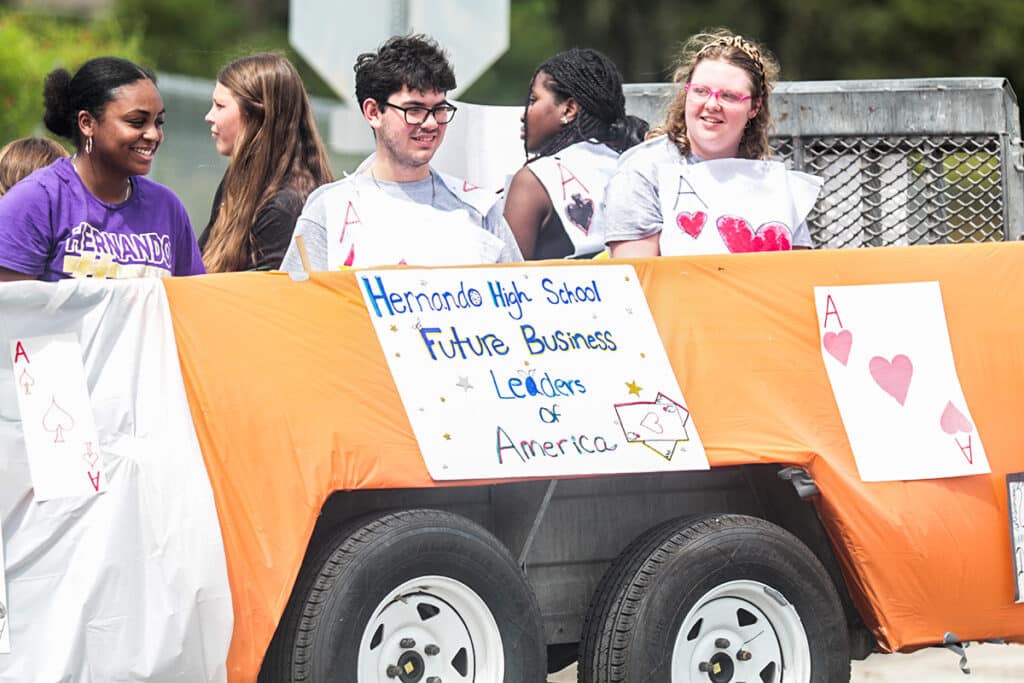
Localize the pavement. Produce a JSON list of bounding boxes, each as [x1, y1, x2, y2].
[[550, 643, 1024, 681]]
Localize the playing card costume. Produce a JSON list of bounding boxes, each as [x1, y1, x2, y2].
[[527, 141, 619, 259], [603, 135, 823, 255], [280, 169, 520, 270]]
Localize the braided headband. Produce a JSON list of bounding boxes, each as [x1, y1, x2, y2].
[[696, 35, 767, 89]]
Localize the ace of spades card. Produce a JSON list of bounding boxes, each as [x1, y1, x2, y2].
[[10, 333, 107, 500], [814, 282, 989, 482]]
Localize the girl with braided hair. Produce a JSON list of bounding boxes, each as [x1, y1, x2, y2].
[[604, 29, 822, 257], [502, 48, 648, 260]]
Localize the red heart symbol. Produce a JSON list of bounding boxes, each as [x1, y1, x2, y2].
[[676, 211, 706, 238], [869, 354, 913, 405], [939, 401, 973, 435], [717, 216, 792, 253], [822, 329, 853, 366]]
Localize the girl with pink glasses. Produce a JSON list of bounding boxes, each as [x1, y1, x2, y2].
[[604, 29, 822, 257]]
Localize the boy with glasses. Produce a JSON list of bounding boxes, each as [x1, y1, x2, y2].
[[281, 34, 520, 271]]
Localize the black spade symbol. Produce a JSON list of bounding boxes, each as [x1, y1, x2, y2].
[[566, 193, 594, 234]]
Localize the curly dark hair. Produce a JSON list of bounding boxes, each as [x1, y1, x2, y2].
[[43, 56, 156, 149], [354, 34, 456, 108], [525, 48, 648, 161]]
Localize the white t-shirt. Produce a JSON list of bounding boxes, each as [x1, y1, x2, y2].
[[281, 168, 521, 271], [603, 136, 821, 254]]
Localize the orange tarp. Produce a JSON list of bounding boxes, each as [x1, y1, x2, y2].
[[163, 242, 1024, 681]]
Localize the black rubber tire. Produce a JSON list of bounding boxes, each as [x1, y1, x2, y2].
[[264, 508, 546, 682], [578, 514, 851, 683]]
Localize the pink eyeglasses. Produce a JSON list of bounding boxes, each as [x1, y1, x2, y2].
[[685, 83, 752, 106]]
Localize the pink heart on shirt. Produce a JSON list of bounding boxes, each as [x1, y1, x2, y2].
[[717, 216, 792, 253], [676, 211, 707, 238]]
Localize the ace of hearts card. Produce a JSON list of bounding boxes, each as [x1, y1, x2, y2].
[[814, 281, 989, 482]]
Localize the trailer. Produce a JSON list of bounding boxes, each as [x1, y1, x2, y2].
[[1, 78, 1023, 682]]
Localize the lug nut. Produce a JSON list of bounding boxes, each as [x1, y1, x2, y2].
[[715, 637, 731, 649], [425, 644, 440, 656], [698, 661, 712, 672], [399, 637, 416, 648], [386, 664, 401, 678], [737, 649, 752, 661], [426, 678, 442, 683]]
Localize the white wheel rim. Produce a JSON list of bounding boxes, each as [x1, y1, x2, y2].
[[671, 579, 811, 683], [357, 575, 504, 682]]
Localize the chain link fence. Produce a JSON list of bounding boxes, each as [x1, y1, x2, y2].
[[625, 78, 1024, 246]]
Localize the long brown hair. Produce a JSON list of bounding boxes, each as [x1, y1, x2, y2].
[[202, 52, 333, 272], [651, 29, 780, 160]]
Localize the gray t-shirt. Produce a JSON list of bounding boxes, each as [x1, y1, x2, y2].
[[281, 168, 521, 272], [602, 135, 812, 248]]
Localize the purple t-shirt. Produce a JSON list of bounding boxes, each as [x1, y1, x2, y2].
[[0, 158, 204, 281]]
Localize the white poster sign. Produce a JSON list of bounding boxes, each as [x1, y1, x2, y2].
[[0, 523, 7, 653], [814, 282, 989, 482], [1009, 473, 1024, 603], [9, 334, 107, 500], [359, 265, 709, 480]]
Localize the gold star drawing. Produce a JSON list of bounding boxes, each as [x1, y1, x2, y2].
[[626, 379, 642, 396], [389, 324, 398, 332], [395, 352, 401, 358], [640, 352, 646, 359], [440, 396, 446, 403], [443, 433, 452, 440], [523, 360, 531, 366]]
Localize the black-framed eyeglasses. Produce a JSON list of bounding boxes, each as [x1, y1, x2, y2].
[[382, 101, 458, 125]]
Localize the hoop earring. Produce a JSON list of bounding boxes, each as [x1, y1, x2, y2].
[[560, 116, 569, 126], [85, 136, 93, 155]]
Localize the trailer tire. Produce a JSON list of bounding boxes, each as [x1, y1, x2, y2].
[[579, 514, 850, 683], [269, 508, 546, 682]]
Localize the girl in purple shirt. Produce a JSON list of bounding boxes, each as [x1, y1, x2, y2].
[[0, 57, 204, 281]]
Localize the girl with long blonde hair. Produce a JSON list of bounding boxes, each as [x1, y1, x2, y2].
[[604, 29, 822, 257], [201, 52, 333, 272]]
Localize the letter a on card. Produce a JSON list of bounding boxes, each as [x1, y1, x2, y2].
[[9, 334, 107, 500]]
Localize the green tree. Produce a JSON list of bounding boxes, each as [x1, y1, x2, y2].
[[0, 11, 143, 144], [462, 0, 563, 104], [549, 0, 1024, 97]]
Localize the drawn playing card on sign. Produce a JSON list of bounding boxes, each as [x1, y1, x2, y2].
[[1009, 473, 1024, 603], [615, 393, 692, 461], [815, 282, 989, 482], [10, 334, 107, 500], [0, 522, 7, 653]]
